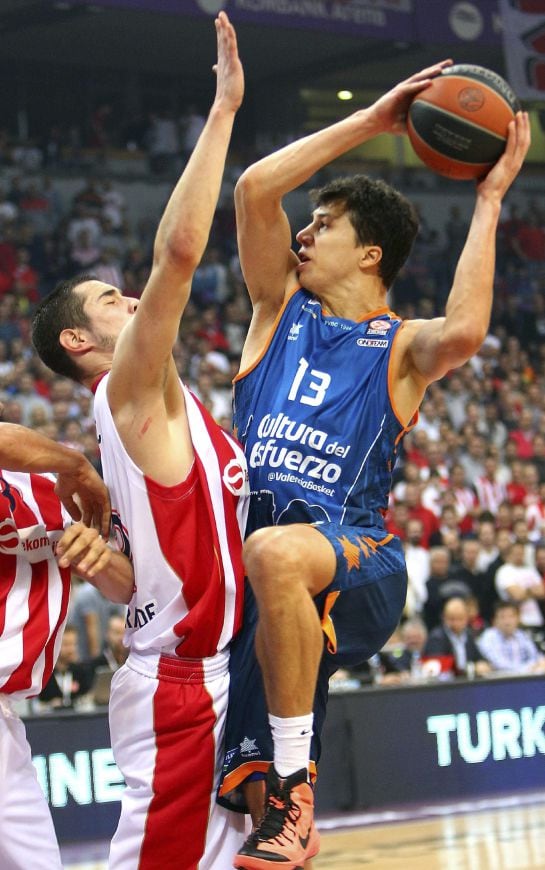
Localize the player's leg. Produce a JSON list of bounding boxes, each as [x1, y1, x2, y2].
[[0, 703, 63, 870], [234, 524, 334, 869], [245, 524, 336, 719], [109, 653, 246, 870]]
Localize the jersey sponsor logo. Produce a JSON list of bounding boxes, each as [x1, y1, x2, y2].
[[222, 458, 249, 496], [251, 412, 351, 487], [0, 517, 19, 551], [288, 322, 304, 341], [125, 597, 156, 630], [357, 338, 389, 348]]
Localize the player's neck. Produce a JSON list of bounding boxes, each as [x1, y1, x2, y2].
[[318, 277, 387, 321]]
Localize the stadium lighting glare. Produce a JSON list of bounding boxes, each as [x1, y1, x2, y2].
[[337, 90, 353, 101]]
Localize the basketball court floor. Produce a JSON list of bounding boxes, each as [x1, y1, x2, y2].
[[62, 790, 545, 869]]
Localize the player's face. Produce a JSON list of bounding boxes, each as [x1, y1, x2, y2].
[[295, 206, 365, 291], [76, 280, 137, 350]]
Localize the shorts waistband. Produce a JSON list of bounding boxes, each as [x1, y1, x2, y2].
[[127, 648, 229, 683]]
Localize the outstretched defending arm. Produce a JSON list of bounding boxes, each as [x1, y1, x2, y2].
[[0, 422, 110, 537], [109, 12, 244, 403]]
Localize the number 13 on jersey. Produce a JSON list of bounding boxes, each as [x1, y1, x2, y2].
[[287, 357, 331, 407]]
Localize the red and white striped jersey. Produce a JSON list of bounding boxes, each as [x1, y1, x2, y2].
[[0, 471, 71, 700], [93, 375, 249, 659]]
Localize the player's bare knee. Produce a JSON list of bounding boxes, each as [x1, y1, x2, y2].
[[244, 527, 301, 592]]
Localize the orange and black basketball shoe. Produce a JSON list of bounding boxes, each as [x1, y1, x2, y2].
[[234, 765, 320, 869]]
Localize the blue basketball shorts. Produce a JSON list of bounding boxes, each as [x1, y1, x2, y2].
[[217, 523, 407, 812]]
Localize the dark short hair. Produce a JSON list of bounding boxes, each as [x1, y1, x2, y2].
[[493, 600, 520, 617], [310, 175, 419, 289], [31, 274, 96, 381]]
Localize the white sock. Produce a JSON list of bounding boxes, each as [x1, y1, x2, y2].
[[269, 713, 314, 779]]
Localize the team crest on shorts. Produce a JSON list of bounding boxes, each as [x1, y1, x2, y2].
[[239, 736, 260, 757]]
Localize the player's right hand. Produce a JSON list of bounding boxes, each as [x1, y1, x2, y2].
[[55, 458, 111, 539]]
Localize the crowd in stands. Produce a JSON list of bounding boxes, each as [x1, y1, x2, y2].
[[1, 163, 544, 709]]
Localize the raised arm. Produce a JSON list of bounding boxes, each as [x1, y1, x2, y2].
[[393, 112, 531, 422], [0, 422, 110, 537], [109, 12, 244, 401], [235, 60, 452, 324]]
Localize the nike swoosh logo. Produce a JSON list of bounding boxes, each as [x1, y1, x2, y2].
[[300, 729, 311, 735], [299, 828, 311, 849]]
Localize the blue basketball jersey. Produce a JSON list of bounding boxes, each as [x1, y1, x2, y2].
[[233, 287, 415, 534]]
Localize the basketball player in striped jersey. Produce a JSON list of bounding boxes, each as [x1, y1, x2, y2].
[[0, 422, 134, 870], [218, 64, 530, 867], [32, 13, 249, 869]]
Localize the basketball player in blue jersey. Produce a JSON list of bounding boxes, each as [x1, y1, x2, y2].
[[221, 61, 530, 868]]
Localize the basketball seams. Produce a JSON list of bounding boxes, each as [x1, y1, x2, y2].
[[406, 64, 518, 179], [409, 101, 507, 143], [442, 65, 520, 111]]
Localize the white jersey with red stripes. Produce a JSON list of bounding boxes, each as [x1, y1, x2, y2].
[[0, 470, 71, 701], [93, 374, 249, 659]]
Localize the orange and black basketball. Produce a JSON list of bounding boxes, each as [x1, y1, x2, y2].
[[407, 64, 520, 180]]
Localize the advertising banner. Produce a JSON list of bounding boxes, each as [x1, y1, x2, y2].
[[499, 0, 545, 101], [25, 674, 545, 841]]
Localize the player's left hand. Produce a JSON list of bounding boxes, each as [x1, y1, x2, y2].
[[213, 11, 244, 113], [476, 111, 531, 200], [56, 522, 112, 578]]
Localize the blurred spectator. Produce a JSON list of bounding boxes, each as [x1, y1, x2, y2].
[[453, 538, 491, 624], [475, 517, 499, 572], [38, 625, 92, 708], [494, 541, 545, 635], [423, 597, 491, 679], [69, 577, 125, 660], [403, 517, 430, 618], [403, 481, 439, 547], [379, 618, 428, 684], [475, 452, 507, 514], [179, 104, 206, 164], [423, 546, 471, 631], [145, 110, 180, 175], [509, 406, 536, 460], [90, 614, 128, 675], [458, 433, 487, 482], [477, 601, 545, 673]]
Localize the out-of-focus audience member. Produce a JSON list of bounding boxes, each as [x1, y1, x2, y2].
[[422, 597, 491, 679], [69, 575, 125, 659], [379, 619, 428, 684], [477, 601, 545, 673], [403, 517, 430, 617], [423, 546, 471, 631], [90, 613, 128, 675], [38, 625, 92, 708], [494, 541, 545, 636]]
